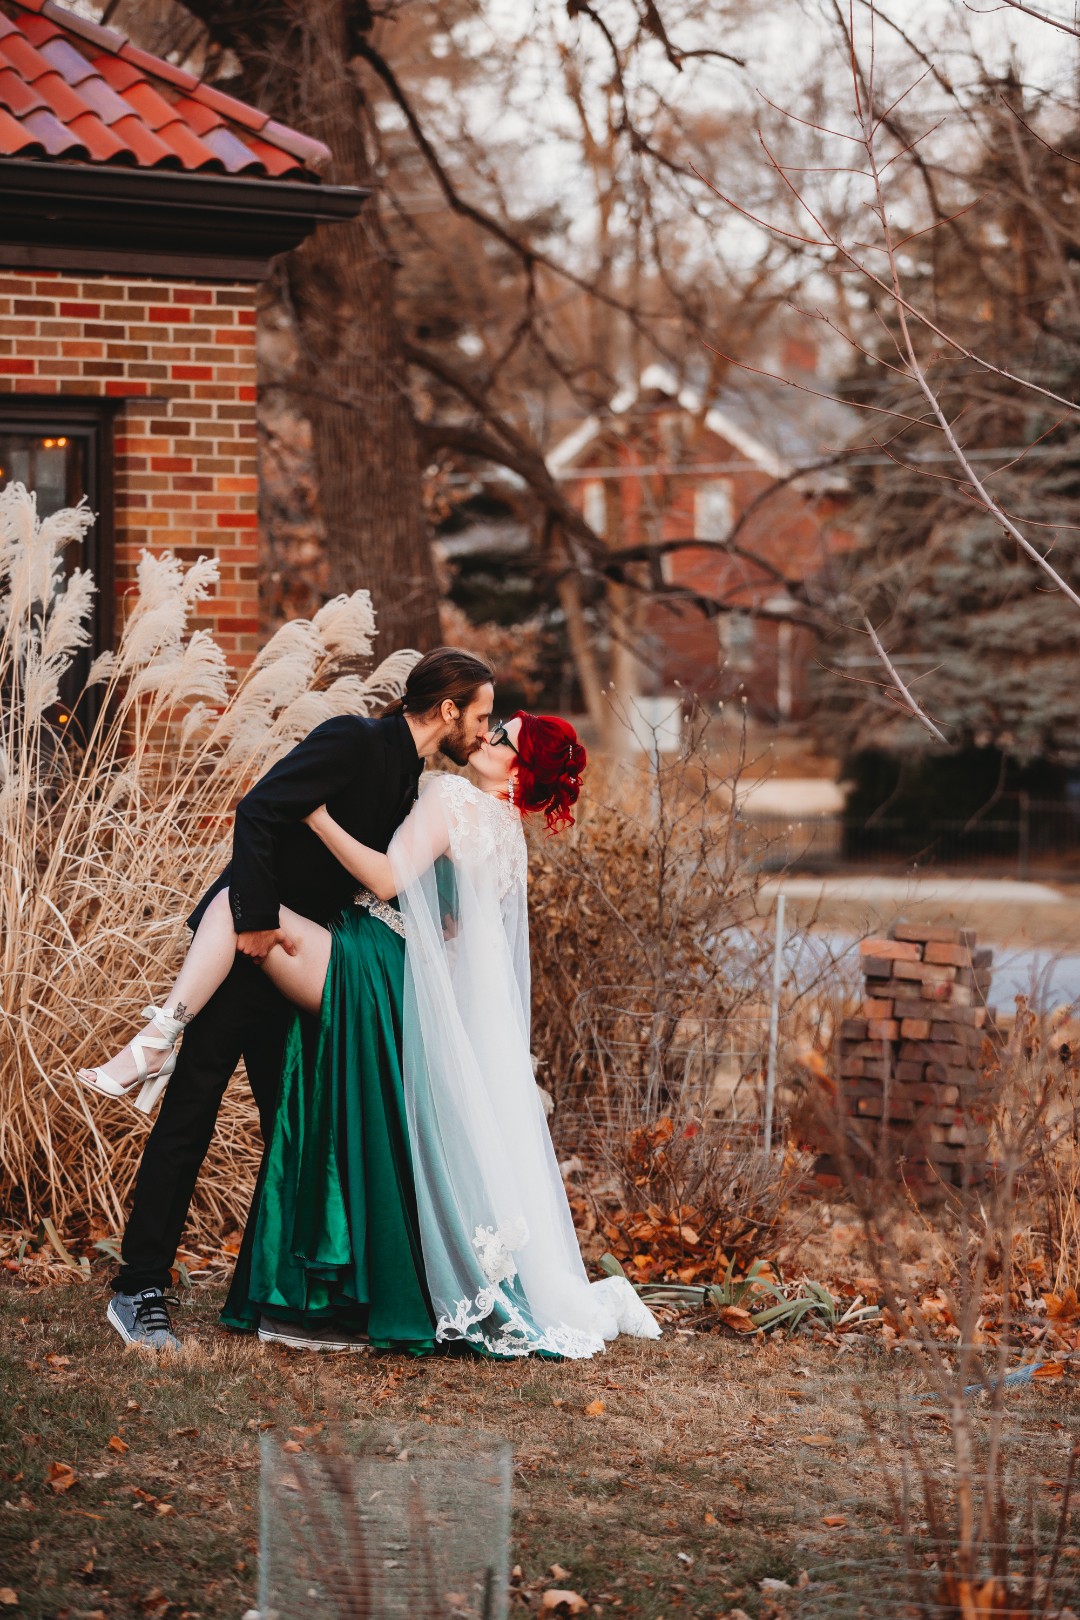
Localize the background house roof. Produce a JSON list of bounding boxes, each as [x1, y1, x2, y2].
[[0, 0, 329, 181], [548, 363, 860, 489]]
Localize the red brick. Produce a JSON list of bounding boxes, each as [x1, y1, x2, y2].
[[59, 301, 101, 318], [860, 938, 922, 962], [0, 358, 35, 374], [216, 511, 258, 528], [892, 923, 975, 946], [923, 942, 975, 967], [172, 365, 213, 380], [149, 306, 191, 323], [893, 959, 958, 984]]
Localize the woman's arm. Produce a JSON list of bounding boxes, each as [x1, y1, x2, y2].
[[304, 806, 396, 899], [307, 786, 453, 902]]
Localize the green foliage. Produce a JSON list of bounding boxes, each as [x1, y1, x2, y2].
[[598, 1252, 880, 1333]]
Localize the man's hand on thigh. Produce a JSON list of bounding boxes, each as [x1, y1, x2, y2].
[[237, 927, 297, 963]]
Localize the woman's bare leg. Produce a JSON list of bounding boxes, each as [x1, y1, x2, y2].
[[79, 889, 240, 1086], [259, 906, 332, 1014]]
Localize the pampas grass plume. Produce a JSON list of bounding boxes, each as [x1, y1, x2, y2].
[[0, 483, 412, 1242]]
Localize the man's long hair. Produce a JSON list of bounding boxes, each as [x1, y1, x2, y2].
[[385, 646, 494, 718]]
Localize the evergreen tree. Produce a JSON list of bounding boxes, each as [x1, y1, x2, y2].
[[816, 75, 1080, 775]]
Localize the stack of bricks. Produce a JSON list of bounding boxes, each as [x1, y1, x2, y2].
[[831, 922, 997, 1188]]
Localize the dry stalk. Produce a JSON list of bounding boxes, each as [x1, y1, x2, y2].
[[0, 482, 414, 1243]]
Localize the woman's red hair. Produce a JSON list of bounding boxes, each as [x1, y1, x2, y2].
[[512, 711, 586, 833]]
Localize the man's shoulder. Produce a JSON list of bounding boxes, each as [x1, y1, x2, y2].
[[308, 712, 392, 748]]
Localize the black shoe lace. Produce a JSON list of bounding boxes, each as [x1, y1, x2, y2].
[[133, 1292, 178, 1334]]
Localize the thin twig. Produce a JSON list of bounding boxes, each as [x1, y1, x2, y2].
[[862, 615, 949, 744]]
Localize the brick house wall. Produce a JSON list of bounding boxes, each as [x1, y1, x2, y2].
[[0, 268, 260, 667], [564, 416, 852, 721]]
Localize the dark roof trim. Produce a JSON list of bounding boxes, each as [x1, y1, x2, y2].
[[0, 157, 367, 279]]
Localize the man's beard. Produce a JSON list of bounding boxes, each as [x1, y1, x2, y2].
[[438, 716, 479, 768]]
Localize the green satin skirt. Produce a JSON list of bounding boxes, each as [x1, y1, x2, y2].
[[220, 905, 437, 1351]]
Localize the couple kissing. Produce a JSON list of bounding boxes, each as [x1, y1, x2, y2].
[[77, 647, 660, 1360]]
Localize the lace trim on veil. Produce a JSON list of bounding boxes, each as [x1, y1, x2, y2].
[[435, 1287, 608, 1360], [432, 1218, 607, 1359]]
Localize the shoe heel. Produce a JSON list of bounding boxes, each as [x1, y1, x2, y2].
[[133, 1052, 176, 1115]]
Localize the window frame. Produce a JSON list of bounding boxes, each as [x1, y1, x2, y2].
[[0, 397, 117, 712]]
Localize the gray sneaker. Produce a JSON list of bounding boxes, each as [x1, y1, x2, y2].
[[257, 1314, 368, 1353], [107, 1288, 181, 1352]]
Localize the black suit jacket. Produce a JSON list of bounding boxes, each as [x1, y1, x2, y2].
[[189, 712, 423, 934]]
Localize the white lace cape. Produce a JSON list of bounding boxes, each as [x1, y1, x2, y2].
[[387, 774, 659, 1359]]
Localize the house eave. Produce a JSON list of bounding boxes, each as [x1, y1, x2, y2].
[[0, 158, 368, 281]]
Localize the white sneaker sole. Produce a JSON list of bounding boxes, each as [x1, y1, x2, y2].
[[257, 1325, 368, 1353], [106, 1298, 180, 1352]]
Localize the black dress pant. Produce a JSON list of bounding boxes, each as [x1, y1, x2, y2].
[[113, 954, 292, 1295]]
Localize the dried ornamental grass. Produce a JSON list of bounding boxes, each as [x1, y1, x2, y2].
[[0, 482, 416, 1241]]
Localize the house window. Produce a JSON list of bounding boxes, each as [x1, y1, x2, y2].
[[0, 401, 115, 724], [582, 478, 606, 537], [720, 611, 755, 671], [694, 480, 733, 540]]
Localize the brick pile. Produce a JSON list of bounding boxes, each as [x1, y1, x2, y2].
[[830, 922, 997, 1187]]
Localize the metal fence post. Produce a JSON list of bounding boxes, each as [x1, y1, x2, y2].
[[763, 892, 786, 1154]]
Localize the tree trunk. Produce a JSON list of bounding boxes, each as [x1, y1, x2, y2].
[[283, 0, 440, 651], [174, 0, 442, 652]]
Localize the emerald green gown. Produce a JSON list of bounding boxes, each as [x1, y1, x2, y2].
[[220, 903, 437, 1350]]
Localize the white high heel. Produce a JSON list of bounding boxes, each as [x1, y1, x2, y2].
[[77, 1006, 186, 1114]]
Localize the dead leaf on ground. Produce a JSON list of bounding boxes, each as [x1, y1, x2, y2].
[[1045, 1290, 1080, 1323], [108, 1435, 129, 1453], [541, 1592, 588, 1615], [549, 1564, 571, 1581], [47, 1461, 76, 1492], [583, 1398, 605, 1416], [1033, 1361, 1065, 1380], [821, 1514, 848, 1528], [799, 1435, 833, 1448], [0, 1590, 17, 1608], [718, 1306, 755, 1333]]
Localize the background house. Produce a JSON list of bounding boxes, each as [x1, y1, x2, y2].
[[549, 361, 857, 725], [0, 0, 363, 708]]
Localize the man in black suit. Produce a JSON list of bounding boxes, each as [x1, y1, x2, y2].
[[106, 647, 495, 1351]]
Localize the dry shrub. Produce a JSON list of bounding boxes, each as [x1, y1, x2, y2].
[[527, 710, 810, 1271], [0, 483, 415, 1241], [825, 1007, 1080, 1614]]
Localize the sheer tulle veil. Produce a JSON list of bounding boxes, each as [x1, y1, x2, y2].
[[388, 773, 659, 1358]]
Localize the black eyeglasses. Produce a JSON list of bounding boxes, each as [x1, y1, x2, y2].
[[488, 720, 518, 753]]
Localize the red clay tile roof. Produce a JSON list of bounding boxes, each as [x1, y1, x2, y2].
[[0, 0, 330, 180]]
